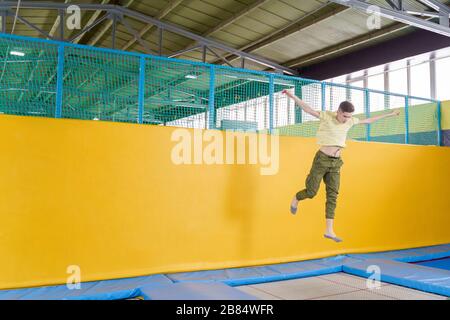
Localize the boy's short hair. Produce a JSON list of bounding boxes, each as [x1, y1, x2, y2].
[[338, 101, 355, 113]]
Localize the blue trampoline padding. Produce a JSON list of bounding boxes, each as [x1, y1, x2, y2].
[[347, 244, 450, 263], [414, 257, 450, 271], [139, 282, 258, 300], [166, 255, 361, 286], [343, 259, 450, 297], [1, 244, 449, 300], [0, 274, 172, 300]]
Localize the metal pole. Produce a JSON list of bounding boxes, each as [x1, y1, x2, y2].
[[321, 82, 326, 111], [365, 89, 371, 142], [208, 65, 216, 129], [295, 84, 302, 124], [384, 64, 390, 110], [269, 74, 274, 133], [437, 100, 442, 146], [405, 96, 409, 144], [158, 27, 163, 56], [112, 14, 117, 49], [59, 9, 64, 41], [1, 10, 6, 33], [138, 56, 145, 124], [55, 44, 65, 118], [202, 46, 207, 63], [430, 52, 437, 100]]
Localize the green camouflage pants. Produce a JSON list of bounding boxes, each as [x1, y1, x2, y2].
[[296, 150, 343, 219]]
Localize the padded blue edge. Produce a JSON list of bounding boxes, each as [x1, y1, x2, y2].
[[139, 282, 258, 300], [166, 255, 361, 286], [0, 274, 173, 300], [1, 244, 448, 299], [347, 244, 450, 263], [343, 259, 450, 297]]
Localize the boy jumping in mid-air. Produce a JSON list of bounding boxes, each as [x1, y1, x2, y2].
[[282, 89, 400, 243]]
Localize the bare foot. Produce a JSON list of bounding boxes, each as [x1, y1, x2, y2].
[[290, 196, 298, 215], [324, 233, 343, 242]]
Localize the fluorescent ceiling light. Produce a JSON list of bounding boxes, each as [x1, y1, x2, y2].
[[10, 51, 25, 57]]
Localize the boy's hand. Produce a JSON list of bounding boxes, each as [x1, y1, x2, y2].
[[391, 110, 400, 116], [282, 89, 291, 97]]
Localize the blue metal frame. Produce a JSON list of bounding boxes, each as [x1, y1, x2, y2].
[[0, 33, 440, 103], [295, 84, 303, 124], [138, 56, 145, 124], [55, 44, 64, 118]]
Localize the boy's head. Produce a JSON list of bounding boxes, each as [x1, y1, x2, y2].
[[337, 101, 354, 123]]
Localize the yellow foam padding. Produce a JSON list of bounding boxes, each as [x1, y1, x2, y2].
[[441, 100, 450, 130], [0, 114, 449, 290]]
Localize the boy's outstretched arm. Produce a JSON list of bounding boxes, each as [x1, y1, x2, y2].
[[358, 110, 401, 124], [282, 89, 320, 119]]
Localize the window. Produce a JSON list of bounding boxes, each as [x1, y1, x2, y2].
[[351, 70, 364, 79], [368, 73, 384, 91], [410, 62, 430, 99], [436, 57, 450, 101], [389, 67, 408, 96], [368, 74, 385, 111], [333, 75, 347, 84], [348, 80, 365, 114], [368, 64, 385, 76]]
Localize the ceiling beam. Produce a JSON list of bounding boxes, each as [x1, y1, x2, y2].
[[118, 6, 297, 74], [121, 0, 184, 51], [210, 2, 348, 66], [86, 0, 135, 46], [0, 1, 296, 74], [282, 22, 408, 69], [48, 0, 70, 39], [203, 0, 270, 38], [171, 0, 271, 61], [0, 2, 118, 11], [328, 0, 450, 37], [73, 0, 111, 44]]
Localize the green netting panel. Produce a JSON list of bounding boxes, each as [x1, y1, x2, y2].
[[214, 68, 270, 132], [299, 81, 322, 124], [145, 58, 210, 128], [274, 81, 323, 137], [408, 99, 439, 145], [272, 77, 299, 128], [368, 92, 406, 144], [0, 37, 58, 117], [271, 77, 319, 137], [0, 34, 442, 147], [62, 46, 140, 123], [272, 77, 294, 130]]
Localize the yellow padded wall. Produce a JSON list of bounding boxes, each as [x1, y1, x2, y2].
[[0, 115, 449, 290]]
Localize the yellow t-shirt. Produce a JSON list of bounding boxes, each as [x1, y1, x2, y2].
[[316, 111, 360, 148]]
